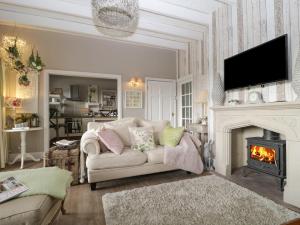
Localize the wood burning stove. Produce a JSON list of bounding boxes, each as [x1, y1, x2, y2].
[[245, 129, 286, 191]]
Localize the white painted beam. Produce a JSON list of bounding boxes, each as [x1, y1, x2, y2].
[[0, 4, 188, 50], [0, 0, 206, 41], [139, 0, 211, 25]]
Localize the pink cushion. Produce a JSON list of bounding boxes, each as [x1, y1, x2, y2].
[[98, 128, 124, 155]]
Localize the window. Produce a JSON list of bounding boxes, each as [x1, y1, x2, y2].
[[181, 81, 192, 128]]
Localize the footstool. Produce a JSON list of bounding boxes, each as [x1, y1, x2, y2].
[[0, 195, 64, 225], [44, 146, 79, 185]]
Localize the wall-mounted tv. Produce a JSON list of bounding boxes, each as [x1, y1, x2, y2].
[[224, 34, 289, 91]]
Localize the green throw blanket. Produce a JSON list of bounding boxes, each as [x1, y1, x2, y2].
[[0, 167, 72, 199]]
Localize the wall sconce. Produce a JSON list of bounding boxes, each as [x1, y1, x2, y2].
[[128, 77, 141, 88]]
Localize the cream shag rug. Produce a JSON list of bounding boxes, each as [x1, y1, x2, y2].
[[102, 175, 299, 225]]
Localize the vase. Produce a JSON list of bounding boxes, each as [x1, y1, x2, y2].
[[292, 43, 300, 101], [212, 72, 225, 105]]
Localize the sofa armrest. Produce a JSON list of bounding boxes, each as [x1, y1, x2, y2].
[[82, 139, 100, 155]]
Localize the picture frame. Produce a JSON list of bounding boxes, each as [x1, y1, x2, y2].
[[125, 90, 142, 108], [101, 90, 117, 109], [88, 85, 98, 103]]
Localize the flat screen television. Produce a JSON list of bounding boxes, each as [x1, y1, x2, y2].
[[224, 34, 289, 91]]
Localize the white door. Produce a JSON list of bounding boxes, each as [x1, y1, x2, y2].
[[146, 79, 177, 126]]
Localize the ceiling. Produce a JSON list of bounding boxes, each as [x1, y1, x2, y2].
[[41, 0, 235, 24], [0, 0, 236, 50]]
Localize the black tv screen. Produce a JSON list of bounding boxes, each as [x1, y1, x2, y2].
[[224, 34, 288, 91]]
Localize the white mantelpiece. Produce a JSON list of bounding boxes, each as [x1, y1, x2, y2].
[[211, 102, 300, 208]]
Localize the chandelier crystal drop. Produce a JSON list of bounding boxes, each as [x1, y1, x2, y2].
[[91, 0, 139, 37]]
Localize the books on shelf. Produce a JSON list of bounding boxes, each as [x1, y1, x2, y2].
[[0, 177, 29, 203]]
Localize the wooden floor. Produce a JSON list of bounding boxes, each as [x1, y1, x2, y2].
[[2, 162, 300, 225]]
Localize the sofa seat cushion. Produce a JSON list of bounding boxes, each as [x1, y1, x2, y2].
[[145, 146, 165, 164], [0, 195, 58, 225], [86, 148, 147, 170]]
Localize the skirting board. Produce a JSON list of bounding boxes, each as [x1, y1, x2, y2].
[[8, 152, 43, 163]]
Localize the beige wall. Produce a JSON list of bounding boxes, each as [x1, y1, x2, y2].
[[0, 24, 177, 119], [1, 24, 176, 154]]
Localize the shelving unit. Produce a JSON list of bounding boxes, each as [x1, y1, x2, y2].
[[49, 94, 63, 105]]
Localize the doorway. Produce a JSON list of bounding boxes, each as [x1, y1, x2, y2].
[[41, 70, 122, 152], [145, 78, 177, 127]]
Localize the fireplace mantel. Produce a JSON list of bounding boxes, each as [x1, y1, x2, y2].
[[211, 101, 300, 208], [211, 101, 300, 111]]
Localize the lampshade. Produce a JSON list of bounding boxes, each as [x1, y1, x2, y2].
[[197, 90, 208, 103]]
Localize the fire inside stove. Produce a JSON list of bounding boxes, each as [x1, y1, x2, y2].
[[250, 145, 276, 164]]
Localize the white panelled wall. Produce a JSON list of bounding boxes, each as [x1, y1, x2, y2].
[[211, 0, 299, 105]]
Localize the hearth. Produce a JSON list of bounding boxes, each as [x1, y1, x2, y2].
[[245, 129, 286, 191]]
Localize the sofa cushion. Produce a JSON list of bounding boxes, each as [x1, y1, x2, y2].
[[86, 148, 147, 170], [161, 126, 185, 147], [98, 128, 124, 155], [139, 120, 170, 145], [129, 126, 156, 152], [104, 120, 137, 147], [145, 146, 165, 164], [0, 195, 58, 225]]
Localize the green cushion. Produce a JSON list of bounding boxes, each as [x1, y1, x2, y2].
[[161, 126, 184, 147]]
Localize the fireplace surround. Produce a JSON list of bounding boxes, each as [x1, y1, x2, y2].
[[211, 102, 300, 208]]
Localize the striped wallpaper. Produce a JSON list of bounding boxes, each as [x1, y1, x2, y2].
[[213, 0, 299, 104]]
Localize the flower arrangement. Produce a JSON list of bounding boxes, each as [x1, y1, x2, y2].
[[4, 97, 22, 108], [1, 36, 45, 86]]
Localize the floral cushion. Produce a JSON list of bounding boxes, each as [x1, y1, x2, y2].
[[129, 127, 156, 152]]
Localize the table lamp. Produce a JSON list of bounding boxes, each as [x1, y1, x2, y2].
[[197, 90, 208, 116]]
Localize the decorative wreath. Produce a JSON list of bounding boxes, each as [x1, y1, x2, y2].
[[3, 37, 45, 86]]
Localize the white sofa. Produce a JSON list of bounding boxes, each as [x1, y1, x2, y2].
[[81, 118, 177, 190]]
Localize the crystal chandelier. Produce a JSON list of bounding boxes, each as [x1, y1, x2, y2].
[[91, 0, 139, 37]]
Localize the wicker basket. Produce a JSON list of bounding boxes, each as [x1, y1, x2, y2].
[[44, 146, 79, 185]]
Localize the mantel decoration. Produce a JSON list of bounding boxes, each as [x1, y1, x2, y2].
[[0, 36, 45, 86], [212, 72, 225, 105], [91, 0, 139, 37]]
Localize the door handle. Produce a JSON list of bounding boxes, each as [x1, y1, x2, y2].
[[172, 112, 175, 117]]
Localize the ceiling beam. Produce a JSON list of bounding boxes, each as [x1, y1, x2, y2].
[[0, 3, 189, 50]]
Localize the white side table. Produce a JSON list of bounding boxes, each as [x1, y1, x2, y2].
[[3, 127, 43, 169]]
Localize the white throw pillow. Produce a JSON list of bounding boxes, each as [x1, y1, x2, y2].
[[129, 126, 156, 152]]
